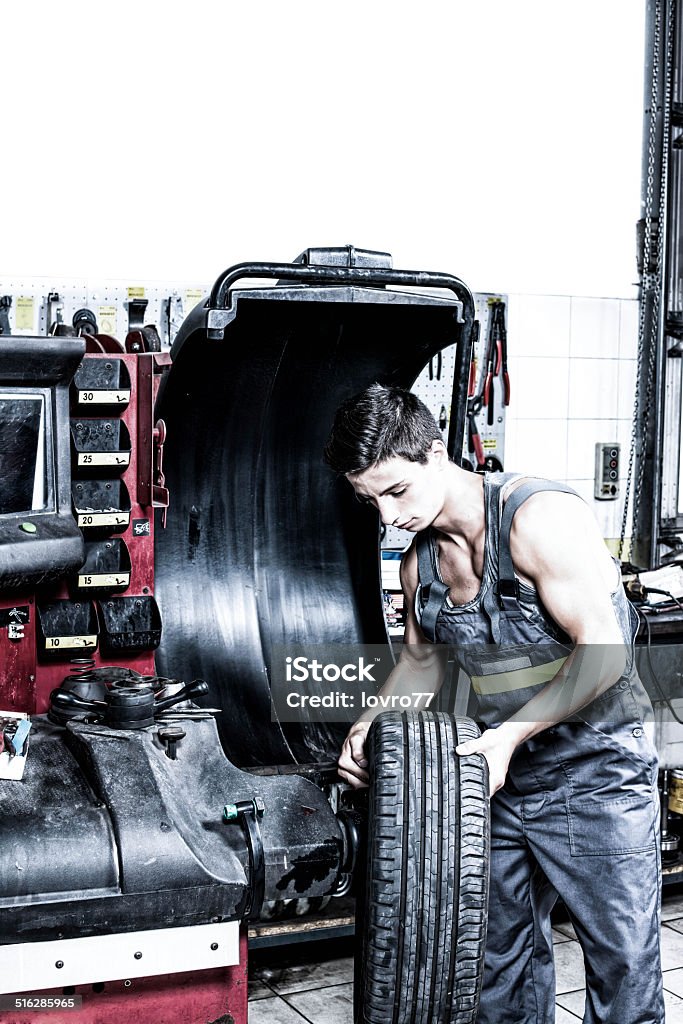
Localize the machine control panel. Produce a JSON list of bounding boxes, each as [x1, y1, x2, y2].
[[594, 442, 620, 500]]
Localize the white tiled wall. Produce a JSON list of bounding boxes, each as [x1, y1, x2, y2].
[[504, 293, 638, 550]]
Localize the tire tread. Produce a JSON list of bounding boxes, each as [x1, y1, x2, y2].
[[355, 711, 489, 1024]]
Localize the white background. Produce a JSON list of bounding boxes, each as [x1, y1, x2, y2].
[[2, 1, 645, 298]]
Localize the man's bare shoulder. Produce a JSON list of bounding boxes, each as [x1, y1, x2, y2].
[[502, 475, 581, 507], [508, 480, 617, 590], [509, 482, 594, 536]]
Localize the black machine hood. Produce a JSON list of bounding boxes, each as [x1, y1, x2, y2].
[[153, 249, 475, 768]]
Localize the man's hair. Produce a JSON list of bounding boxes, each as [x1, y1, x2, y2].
[[323, 383, 442, 475]]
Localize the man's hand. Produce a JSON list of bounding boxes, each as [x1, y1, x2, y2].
[[456, 724, 520, 797], [338, 720, 372, 788]]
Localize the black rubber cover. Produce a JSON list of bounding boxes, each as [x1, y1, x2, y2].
[[155, 290, 470, 767], [355, 711, 490, 1024]]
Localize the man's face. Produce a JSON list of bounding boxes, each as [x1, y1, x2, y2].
[[346, 444, 448, 532]]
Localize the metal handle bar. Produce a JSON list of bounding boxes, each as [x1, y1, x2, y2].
[[51, 690, 107, 712], [208, 262, 475, 320], [154, 678, 209, 712], [207, 260, 475, 464]]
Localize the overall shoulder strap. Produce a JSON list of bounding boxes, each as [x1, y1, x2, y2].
[[497, 479, 580, 609], [415, 530, 449, 643]]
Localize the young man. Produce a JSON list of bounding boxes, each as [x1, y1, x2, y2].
[[324, 383, 663, 1024]]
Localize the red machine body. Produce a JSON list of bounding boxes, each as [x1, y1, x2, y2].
[[0, 350, 167, 714], [0, 341, 248, 1024], [4, 936, 248, 1024]]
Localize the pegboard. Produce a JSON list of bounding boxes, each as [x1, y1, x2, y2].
[[0, 278, 208, 348], [0, 273, 508, 641]]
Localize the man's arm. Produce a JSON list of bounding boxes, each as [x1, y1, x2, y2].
[[337, 543, 449, 788], [456, 490, 628, 795]]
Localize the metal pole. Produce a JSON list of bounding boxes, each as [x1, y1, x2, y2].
[[631, 0, 672, 566]]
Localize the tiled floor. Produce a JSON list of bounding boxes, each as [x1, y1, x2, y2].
[[248, 892, 683, 1022]]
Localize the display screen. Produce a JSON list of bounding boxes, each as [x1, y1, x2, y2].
[[0, 394, 48, 514]]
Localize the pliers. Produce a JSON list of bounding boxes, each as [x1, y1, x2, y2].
[[467, 320, 481, 398], [483, 300, 510, 425], [467, 394, 486, 468], [429, 351, 442, 381], [497, 301, 510, 407]]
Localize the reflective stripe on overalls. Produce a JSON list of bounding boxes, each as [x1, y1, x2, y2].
[[415, 473, 663, 1024]]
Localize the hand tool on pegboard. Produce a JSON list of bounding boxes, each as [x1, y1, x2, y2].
[[429, 351, 442, 381], [126, 298, 163, 353], [467, 319, 481, 398], [496, 300, 510, 407], [165, 295, 185, 348], [466, 394, 486, 469], [127, 298, 148, 332], [46, 292, 63, 334], [73, 308, 99, 336], [0, 296, 11, 337], [483, 299, 510, 426]]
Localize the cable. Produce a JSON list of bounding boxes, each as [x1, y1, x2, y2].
[[644, 586, 683, 612], [626, 580, 683, 612]]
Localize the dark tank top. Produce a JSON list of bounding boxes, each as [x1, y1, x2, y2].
[[414, 473, 644, 728]]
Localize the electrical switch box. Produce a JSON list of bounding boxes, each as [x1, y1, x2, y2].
[[595, 442, 620, 500]]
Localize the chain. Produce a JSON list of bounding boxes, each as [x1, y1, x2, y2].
[[620, 0, 674, 562]]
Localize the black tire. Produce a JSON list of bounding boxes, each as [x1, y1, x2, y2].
[[355, 711, 490, 1024]]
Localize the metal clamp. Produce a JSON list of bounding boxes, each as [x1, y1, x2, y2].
[[223, 796, 266, 922]]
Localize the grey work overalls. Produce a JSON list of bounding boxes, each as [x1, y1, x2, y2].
[[415, 473, 663, 1024]]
